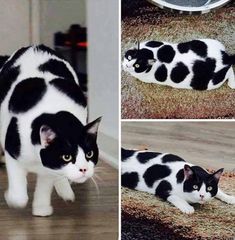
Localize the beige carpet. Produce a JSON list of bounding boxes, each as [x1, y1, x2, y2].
[[122, 172, 235, 240], [121, 1, 235, 119]]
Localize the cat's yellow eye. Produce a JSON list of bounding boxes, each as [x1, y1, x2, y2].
[[62, 155, 72, 162], [135, 64, 140, 68], [207, 186, 213, 191], [193, 185, 198, 190], [128, 55, 132, 60], [86, 151, 94, 159]]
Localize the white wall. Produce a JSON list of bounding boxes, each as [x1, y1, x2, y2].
[[39, 0, 86, 48], [0, 0, 30, 54], [87, 0, 119, 166]]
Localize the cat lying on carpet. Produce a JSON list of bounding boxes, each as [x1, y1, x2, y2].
[[121, 148, 235, 214], [0, 45, 101, 216], [123, 39, 235, 90]]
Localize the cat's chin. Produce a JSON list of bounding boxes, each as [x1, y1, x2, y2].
[[71, 176, 88, 183]]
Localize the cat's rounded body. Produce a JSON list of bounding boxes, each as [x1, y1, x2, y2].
[[123, 39, 235, 90], [0, 46, 101, 216], [121, 148, 235, 214]]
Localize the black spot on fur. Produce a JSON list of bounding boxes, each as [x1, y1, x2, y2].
[[155, 65, 167, 82], [137, 152, 161, 164], [39, 59, 75, 81], [0, 66, 20, 105], [9, 78, 47, 113], [1, 47, 29, 72], [36, 45, 65, 60], [162, 154, 185, 163], [190, 58, 216, 90], [178, 40, 207, 58], [178, 42, 190, 54], [50, 78, 87, 107], [176, 169, 185, 183], [190, 40, 208, 58], [0, 56, 9, 69], [170, 62, 190, 83], [5, 117, 21, 159], [212, 67, 230, 85], [31, 111, 99, 169], [146, 41, 163, 48], [143, 164, 171, 187], [121, 148, 135, 162], [122, 172, 139, 189], [157, 45, 175, 63], [155, 180, 172, 200]]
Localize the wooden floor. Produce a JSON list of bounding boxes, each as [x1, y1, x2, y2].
[[0, 160, 118, 240], [122, 122, 235, 171]]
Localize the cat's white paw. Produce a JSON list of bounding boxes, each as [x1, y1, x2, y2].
[[62, 190, 75, 202], [5, 190, 28, 208], [223, 196, 235, 204], [33, 205, 53, 217], [55, 181, 75, 202], [178, 204, 195, 214]]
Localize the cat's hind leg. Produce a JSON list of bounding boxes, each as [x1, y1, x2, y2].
[[5, 153, 28, 208], [32, 175, 54, 216], [227, 67, 235, 89], [54, 178, 75, 202], [215, 188, 235, 204], [167, 195, 195, 214]]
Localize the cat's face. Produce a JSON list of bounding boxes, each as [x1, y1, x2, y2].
[[183, 165, 223, 204], [37, 112, 101, 183], [123, 48, 156, 74]]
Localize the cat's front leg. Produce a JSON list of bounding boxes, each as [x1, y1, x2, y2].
[[167, 195, 195, 214], [5, 153, 28, 208], [54, 178, 75, 202], [215, 188, 235, 204], [32, 175, 54, 216], [227, 67, 235, 89]]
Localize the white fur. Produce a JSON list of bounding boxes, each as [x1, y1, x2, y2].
[[122, 150, 235, 214], [0, 46, 93, 216], [123, 39, 235, 90]]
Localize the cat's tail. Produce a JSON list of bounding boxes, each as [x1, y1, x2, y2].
[[222, 52, 235, 65], [0, 55, 9, 69]]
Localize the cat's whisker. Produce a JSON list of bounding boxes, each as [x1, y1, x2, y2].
[[90, 177, 100, 198], [93, 174, 104, 184]]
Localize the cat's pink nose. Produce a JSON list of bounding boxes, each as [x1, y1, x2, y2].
[[200, 194, 204, 198], [79, 168, 87, 173]]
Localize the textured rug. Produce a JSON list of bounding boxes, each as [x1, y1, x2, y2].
[[121, 1, 235, 119], [122, 172, 235, 240]]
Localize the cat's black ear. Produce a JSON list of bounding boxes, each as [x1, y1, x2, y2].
[[212, 168, 224, 182], [39, 125, 57, 148], [148, 59, 156, 65], [184, 164, 194, 180], [85, 117, 102, 138]]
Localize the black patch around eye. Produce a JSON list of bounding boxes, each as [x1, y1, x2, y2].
[[50, 78, 87, 107], [143, 164, 171, 187], [157, 45, 176, 63], [122, 172, 139, 189], [190, 58, 216, 90], [155, 180, 172, 200], [9, 78, 46, 113], [146, 41, 163, 48], [170, 62, 190, 83], [190, 40, 208, 58], [5, 117, 20, 159], [121, 148, 135, 162], [162, 154, 185, 163], [212, 67, 230, 85], [137, 152, 161, 164], [39, 59, 75, 81], [155, 64, 167, 82], [176, 169, 185, 184], [125, 49, 137, 59], [0, 66, 20, 106]]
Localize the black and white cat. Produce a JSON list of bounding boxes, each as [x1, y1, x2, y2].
[[123, 39, 235, 90], [0, 45, 101, 216], [121, 148, 235, 214]]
